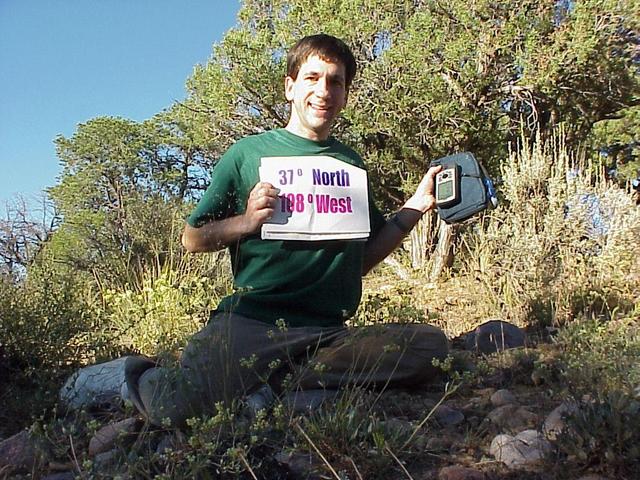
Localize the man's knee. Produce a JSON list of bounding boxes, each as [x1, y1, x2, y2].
[[408, 323, 449, 356], [386, 323, 449, 384]]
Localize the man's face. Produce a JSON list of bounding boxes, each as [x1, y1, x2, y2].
[[285, 54, 348, 142]]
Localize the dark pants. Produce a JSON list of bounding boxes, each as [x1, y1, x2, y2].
[[130, 313, 448, 426]]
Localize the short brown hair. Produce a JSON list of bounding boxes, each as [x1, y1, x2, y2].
[[286, 34, 357, 88]]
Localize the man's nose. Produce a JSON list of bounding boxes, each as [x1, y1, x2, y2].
[[314, 76, 330, 97]]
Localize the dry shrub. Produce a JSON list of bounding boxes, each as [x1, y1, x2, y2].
[[461, 133, 640, 325]]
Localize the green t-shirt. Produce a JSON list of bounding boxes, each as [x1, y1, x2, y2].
[[188, 128, 385, 327]]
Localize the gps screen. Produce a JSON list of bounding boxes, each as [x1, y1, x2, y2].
[[437, 181, 453, 200]]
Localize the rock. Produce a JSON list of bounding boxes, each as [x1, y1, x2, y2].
[[48, 461, 75, 472], [88, 418, 140, 456], [434, 405, 465, 427], [462, 398, 485, 411], [42, 472, 75, 480], [490, 430, 552, 468], [576, 475, 610, 480], [466, 416, 481, 428], [464, 320, 526, 354], [474, 387, 496, 397], [93, 449, 117, 469], [487, 405, 538, 431], [426, 436, 453, 452], [530, 369, 545, 386], [542, 401, 578, 441], [463, 390, 493, 410], [0, 430, 45, 474], [283, 389, 339, 413], [382, 417, 414, 437], [490, 389, 517, 407], [275, 451, 322, 479], [438, 465, 486, 480]]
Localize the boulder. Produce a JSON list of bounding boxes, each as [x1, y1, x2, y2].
[[487, 404, 539, 431], [490, 389, 518, 407], [0, 430, 46, 474], [464, 320, 526, 354], [88, 418, 140, 456], [490, 430, 551, 468], [542, 401, 578, 441], [434, 405, 465, 427]]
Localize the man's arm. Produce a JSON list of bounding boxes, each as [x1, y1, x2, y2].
[[182, 182, 279, 253], [362, 165, 442, 275]]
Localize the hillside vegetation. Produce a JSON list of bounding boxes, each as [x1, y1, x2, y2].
[[0, 0, 638, 478]]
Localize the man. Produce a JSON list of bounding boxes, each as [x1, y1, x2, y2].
[[62, 34, 448, 426]]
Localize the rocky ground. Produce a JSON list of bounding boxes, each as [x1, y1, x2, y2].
[[0, 319, 627, 480]]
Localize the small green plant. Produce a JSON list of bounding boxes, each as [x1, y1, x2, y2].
[[554, 391, 640, 476], [555, 315, 640, 396], [431, 353, 478, 387], [296, 388, 415, 479], [352, 287, 430, 326], [73, 401, 290, 479]]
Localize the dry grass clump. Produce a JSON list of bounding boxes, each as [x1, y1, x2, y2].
[[95, 251, 232, 358], [360, 273, 500, 338], [460, 134, 640, 326]]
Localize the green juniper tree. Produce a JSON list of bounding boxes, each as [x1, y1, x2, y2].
[[173, 0, 638, 210], [49, 117, 199, 287], [40, 0, 639, 283]]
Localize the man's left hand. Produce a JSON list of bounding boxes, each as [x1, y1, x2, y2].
[[403, 165, 443, 213]]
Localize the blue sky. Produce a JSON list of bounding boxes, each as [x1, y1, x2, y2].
[[0, 0, 240, 210]]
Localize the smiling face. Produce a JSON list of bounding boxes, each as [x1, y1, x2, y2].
[[284, 54, 348, 142]]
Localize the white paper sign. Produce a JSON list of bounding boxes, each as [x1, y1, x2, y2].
[[259, 156, 370, 241]]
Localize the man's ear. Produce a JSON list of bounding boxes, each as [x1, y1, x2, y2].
[[284, 76, 294, 102]]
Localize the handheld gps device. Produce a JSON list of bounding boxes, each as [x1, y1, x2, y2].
[[430, 152, 497, 223], [435, 165, 460, 207]]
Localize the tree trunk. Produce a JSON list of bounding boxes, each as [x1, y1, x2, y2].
[[409, 211, 438, 269], [429, 218, 455, 281]]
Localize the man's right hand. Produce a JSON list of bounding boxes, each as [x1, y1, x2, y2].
[[242, 182, 280, 234], [182, 181, 280, 253]]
